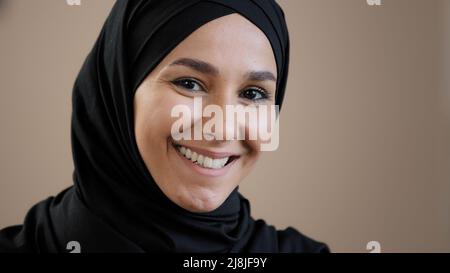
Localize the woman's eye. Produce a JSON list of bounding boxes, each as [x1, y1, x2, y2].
[[172, 78, 204, 92], [240, 88, 269, 102]]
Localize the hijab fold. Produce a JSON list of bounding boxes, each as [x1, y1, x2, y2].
[[0, 0, 329, 253]]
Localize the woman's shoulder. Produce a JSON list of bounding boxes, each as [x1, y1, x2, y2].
[[0, 225, 31, 253], [252, 219, 330, 253], [276, 225, 330, 253]]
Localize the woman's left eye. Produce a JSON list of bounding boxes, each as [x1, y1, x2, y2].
[[172, 78, 270, 102], [172, 78, 204, 92], [239, 88, 270, 102]]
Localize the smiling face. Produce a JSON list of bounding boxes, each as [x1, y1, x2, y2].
[[134, 13, 277, 213]]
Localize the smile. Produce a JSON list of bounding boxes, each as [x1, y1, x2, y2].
[[173, 143, 240, 170]]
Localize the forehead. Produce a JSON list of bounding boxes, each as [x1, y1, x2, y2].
[[156, 13, 277, 78]]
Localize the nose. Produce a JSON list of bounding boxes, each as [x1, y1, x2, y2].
[[201, 89, 246, 143]]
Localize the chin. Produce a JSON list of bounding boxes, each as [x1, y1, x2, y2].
[[176, 186, 231, 213]]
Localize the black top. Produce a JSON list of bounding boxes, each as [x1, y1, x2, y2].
[[0, 0, 329, 253]]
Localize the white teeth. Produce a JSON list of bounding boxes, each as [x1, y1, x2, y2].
[[185, 149, 192, 159], [176, 145, 230, 169], [215, 158, 228, 169], [197, 154, 204, 165], [190, 152, 198, 162], [203, 157, 213, 168], [212, 159, 222, 169]]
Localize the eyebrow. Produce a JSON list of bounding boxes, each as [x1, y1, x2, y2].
[[169, 58, 277, 82], [170, 58, 219, 76], [245, 71, 277, 82]]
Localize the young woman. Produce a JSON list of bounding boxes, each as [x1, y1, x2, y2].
[[0, 0, 329, 253]]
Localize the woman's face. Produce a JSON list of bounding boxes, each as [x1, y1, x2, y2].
[[134, 14, 277, 213]]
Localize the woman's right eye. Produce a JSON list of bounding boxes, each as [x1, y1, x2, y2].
[[172, 78, 204, 92]]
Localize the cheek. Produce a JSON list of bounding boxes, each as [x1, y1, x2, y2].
[[238, 140, 261, 177], [247, 104, 278, 152], [134, 91, 189, 178], [237, 109, 275, 177], [135, 91, 187, 143]]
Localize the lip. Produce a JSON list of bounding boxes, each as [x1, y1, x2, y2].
[[170, 141, 239, 177], [170, 140, 240, 159]]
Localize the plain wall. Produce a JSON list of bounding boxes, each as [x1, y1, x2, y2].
[[0, 0, 449, 252]]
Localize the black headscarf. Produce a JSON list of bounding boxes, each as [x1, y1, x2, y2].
[[0, 0, 329, 253]]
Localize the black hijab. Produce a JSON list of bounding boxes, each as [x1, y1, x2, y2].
[[0, 0, 329, 253]]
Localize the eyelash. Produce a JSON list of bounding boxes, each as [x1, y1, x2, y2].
[[171, 77, 272, 102]]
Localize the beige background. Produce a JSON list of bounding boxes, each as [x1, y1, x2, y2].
[[0, 0, 449, 252]]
